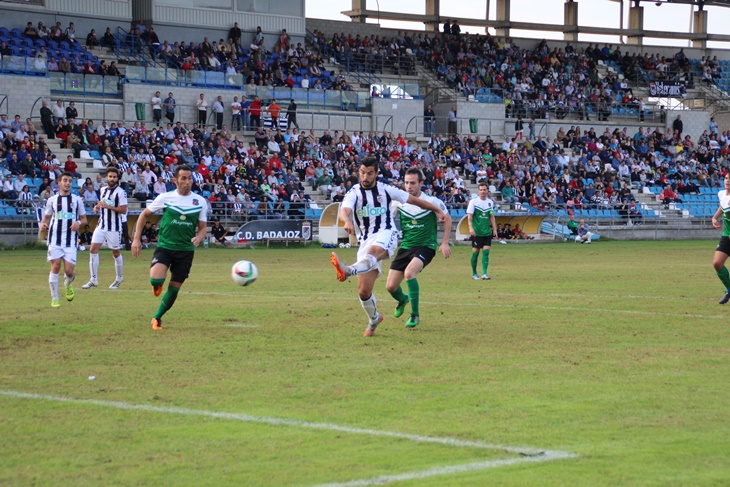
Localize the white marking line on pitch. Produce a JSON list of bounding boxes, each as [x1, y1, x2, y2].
[[0, 390, 576, 486], [118, 290, 724, 320]]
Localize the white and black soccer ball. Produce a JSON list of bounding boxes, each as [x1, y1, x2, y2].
[[339, 243, 345, 248], [231, 260, 258, 286]]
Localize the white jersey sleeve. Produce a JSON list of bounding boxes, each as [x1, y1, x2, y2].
[[341, 186, 358, 210], [384, 185, 410, 205], [76, 195, 87, 217], [44, 196, 55, 216], [466, 198, 476, 215], [146, 192, 168, 214]]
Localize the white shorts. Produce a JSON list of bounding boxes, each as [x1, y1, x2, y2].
[[91, 227, 122, 250], [47, 245, 78, 265], [357, 229, 398, 276]]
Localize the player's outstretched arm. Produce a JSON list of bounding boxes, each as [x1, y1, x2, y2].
[[338, 206, 354, 235], [131, 208, 152, 257], [713, 206, 724, 230], [440, 212, 453, 258], [191, 220, 207, 247]]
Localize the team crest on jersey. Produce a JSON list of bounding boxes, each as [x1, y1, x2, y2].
[[411, 220, 417, 225], [192, 199, 199, 205], [180, 215, 186, 220]]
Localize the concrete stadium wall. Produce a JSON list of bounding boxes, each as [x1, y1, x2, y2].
[[432, 100, 506, 139], [1, 75, 51, 121]]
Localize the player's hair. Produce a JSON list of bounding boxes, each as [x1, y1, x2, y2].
[[60, 171, 74, 180], [105, 166, 120, 177], [360, 156, 379, 172], [478, 182, 488, 189], [174, 164, 192, 177], [405, 167, 424, 181]]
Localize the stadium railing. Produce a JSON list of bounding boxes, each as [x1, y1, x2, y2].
[[50, 72, 122, 98], [0, 56, 48, 76]]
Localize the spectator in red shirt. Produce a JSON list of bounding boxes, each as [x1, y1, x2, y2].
[[249, 96, 262, 128]]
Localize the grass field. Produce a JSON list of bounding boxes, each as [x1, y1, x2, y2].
[[1, 240, 729, 486]]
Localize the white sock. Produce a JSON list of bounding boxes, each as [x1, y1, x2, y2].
[[114, 255, 124, 279], [64, 274, 74, 287], [360, 294, 379, 323], [49, 273, 59, 300], [350, 254, 378, 275], [90, 253, 99, 282]]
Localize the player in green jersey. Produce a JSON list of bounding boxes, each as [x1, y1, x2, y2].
[[711, 172, 730, 304], [132, 165, 208, 329], [385, 168, 452, 328], [466, 182, 498, 280]]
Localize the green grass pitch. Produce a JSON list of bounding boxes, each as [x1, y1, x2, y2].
[[1, 240, 729, 486]]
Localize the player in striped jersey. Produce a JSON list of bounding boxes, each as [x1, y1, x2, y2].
[[82, 167, 128, 290], [386, 168, 452, 329], [330, 157, 446, 337], [39, 172, 87, 307]]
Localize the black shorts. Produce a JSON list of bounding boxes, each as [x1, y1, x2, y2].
[[390, 246, 436, 272], [151, 247, 195, 283], [717, 236, 730, 256], [471, 235, 493, 248]]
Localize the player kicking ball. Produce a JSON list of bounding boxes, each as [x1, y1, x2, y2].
[[330, 157, 446, 337], [131, 165, 208, 330], [385, 168, 452, 328], [39, 172, 87, 307]]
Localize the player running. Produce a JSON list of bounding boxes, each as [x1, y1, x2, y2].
[[330, 157, 446, 337], [467, 182, 498, 280], [711, 172, 730, 304], [82, 167, 128, 290], [385, 168, 452, 329], [39, 172, 87, 307], [131, 165, 208, 330]]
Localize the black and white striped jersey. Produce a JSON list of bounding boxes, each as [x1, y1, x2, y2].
[[341, 181, 410, 241], [97, 185, 128, 232], [45, 194, 86, 248]]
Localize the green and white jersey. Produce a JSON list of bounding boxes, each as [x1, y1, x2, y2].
[[396, 193, 447, 250], [147, 190, 208, 251], [466, 196, 495, 236], [719, 190, 730, 237]]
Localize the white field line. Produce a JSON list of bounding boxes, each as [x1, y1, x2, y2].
[[309, 454, 574, 487], [0, 390, 576, 486], [118, 289, 725, 320]]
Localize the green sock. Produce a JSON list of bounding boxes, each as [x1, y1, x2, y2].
[[717, 267, 730, 291], [154, 285, 180, 319], [482, 249, 490, 275], [150, 278, 165, 288], [389, 285, 408, 304], [406, 278, 420, 316], [470, 252, 479, 274]]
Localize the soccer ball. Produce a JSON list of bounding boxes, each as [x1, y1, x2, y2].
[[345, 243, 351, 248], [231, 260, 258, 286], [339, 243, 345, 248]]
